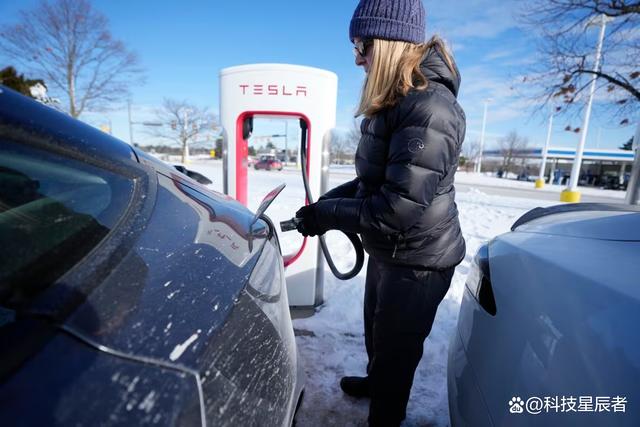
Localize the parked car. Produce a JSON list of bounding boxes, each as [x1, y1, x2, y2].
[[247, 155, 257, 168], [255, 155, 283, 171], [0, 86, 304, 426], [448, 203, 640, 427], [600, 174, 628, 191]]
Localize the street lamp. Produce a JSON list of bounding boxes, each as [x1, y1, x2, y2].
[[475, 98, 492, 173], [127, 100, 164, 146], [179, 107, 193, 165], [284, 120, 289, 165], [561, 14, 613, 203], [128, 100, 134, 145], [625, 121, 640, 205], [535, 108, 555, 188]]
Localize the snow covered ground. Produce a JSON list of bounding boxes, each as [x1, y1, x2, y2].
[[290, 188, 554, 427], [455, 171, 626, 199], [183, 160, 575, 426]]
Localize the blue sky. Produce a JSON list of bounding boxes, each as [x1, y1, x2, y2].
[[0, 0, 635, 150]]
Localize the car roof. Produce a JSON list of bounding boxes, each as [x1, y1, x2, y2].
[[512, 203, 640, 241], [0, 85, 137, 165]]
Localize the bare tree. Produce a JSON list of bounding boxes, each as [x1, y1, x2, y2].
[[330, 121, 361, 164], [149, 99, 217, 164], [0, 0, 143, 117], [518, 1, 640, 124], [498, 131, 528, 176], [330, 131, 348, 164], [346, 120, 362, 149], [461, 139, 481, 172]]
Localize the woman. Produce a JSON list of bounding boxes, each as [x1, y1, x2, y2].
[[294, 0, 466, 425]]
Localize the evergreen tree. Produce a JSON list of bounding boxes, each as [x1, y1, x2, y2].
[[620, 138, 633, 151], [0, 66, 44, 98]]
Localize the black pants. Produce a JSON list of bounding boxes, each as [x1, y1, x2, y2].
[[364, 257, 454, 426]]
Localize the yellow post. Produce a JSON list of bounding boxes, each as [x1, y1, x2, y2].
[[560, 190, 581, 203], [210, 149, 216, 158], [534, 178, 545, 189]]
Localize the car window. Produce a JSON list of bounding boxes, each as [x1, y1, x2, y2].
[[0, 140, 134, 308]]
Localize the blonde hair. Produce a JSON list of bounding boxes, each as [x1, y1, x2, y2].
[[356, 36, 457, 117]]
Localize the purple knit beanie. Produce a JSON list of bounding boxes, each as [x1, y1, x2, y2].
[[349, 0, 426, 44]]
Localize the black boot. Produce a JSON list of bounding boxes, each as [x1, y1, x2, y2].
[[340, 376, 370, 398]]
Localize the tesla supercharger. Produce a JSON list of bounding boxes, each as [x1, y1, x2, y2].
[[219, 64, 337, 307]]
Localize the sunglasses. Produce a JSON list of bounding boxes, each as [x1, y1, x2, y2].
[[353, 39, 373, 57]]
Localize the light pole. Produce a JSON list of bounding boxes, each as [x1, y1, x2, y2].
[[128, 100, 134, 145], [625, 121, 640, 205], [127, 100, 164, 147], [475, 98, 492, 173], [561, 14, 613, 203], [180, 108, 193, 165], [535, 110, 554, 188], [284, 121, 289, 165]]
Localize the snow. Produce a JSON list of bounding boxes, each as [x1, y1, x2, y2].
[[137, 391, 158, 414], [455, 171, 626, 199], [169, 330, 201, 361], [290, 187, 555, 427], [181, 159, 608, 425]]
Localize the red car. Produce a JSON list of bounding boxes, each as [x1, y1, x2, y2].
[[254, 155, 283, 171]]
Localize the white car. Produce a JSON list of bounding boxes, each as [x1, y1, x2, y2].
[[448, 203, 640, 427]]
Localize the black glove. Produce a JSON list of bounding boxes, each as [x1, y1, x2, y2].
[[295, 204, 324, 237], [295, 202, 335, 237]]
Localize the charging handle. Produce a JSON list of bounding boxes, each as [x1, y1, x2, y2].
[[243, 116, 253, 140], [280, 119, 364, 281]]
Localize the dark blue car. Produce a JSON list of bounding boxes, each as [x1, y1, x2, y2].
[[0, 86, 304, 426]]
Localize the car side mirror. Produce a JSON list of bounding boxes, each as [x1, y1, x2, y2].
[[248, 183, 286, 251]]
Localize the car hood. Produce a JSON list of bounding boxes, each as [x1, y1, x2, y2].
[[514, 208, 640, 241]]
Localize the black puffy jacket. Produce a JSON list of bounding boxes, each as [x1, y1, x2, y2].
[[316, 45, 466, 270]]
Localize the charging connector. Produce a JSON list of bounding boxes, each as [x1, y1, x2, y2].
[[279, 119, 364, 281]]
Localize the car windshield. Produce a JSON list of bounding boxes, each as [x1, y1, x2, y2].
[[0, 140, 133, 309]]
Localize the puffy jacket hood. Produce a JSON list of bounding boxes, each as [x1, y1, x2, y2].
[[420, 46, 461, 98]]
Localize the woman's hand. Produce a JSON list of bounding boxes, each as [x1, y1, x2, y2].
[[295, 202, 337, 237], [295, 203, 325, 237]]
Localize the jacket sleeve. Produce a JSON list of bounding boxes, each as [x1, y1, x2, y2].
[[318, 178, 360, 202], [315, 105, 458, 235]]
